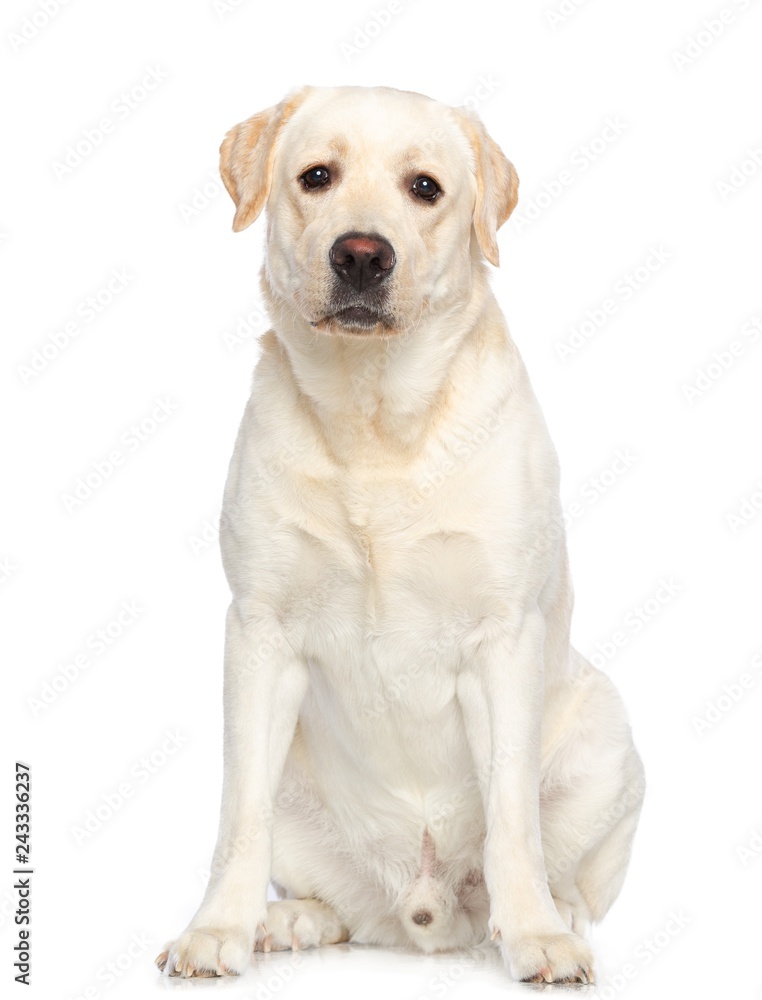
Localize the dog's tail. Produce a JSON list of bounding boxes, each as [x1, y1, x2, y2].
[[397, 828, 475, 952]]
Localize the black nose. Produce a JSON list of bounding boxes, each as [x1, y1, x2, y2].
[[412, 910, 433, 926], [329, 232, 396, 292]]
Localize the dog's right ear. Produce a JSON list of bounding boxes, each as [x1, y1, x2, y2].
[[219, 88, 309, 232]]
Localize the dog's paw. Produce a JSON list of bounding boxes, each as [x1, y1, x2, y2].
[[155, 926, 251, 977], [500, 930, 595, 984], [254, 899, 349, 952]]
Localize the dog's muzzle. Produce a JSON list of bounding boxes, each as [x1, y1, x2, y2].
[[319, 231, 397, 330], [329, 232, 396, 292]]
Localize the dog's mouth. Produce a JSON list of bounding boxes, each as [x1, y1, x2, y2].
[[310, 306, 395, 333], [334, 306, 390, 329]]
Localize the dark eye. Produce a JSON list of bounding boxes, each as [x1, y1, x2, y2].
[[411, 175, 441, 201], [300, 165, 331, 189]]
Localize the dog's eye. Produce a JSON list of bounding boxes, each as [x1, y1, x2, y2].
[[411, 175, 441, 201], [300, 166, 331, 190]]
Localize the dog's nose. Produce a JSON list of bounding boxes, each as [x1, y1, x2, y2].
[[411, 909, 433, 926], [329, 233, 396, 292]]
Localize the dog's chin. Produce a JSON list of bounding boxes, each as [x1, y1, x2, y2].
[[310, 306, 398, 337]]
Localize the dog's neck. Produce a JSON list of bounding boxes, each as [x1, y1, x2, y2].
[[264, 269, 510, 464]]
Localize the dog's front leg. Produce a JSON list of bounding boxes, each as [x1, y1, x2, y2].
[[457, 604, 595, 985], [157, 604, 309, 978]]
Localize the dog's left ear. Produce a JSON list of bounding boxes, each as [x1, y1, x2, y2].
[[219, 87, 309, 232], [455, 110, 519, 267]]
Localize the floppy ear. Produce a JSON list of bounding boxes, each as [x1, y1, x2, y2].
[[455, 110, 519, 267], [219, 89, 308, 232]]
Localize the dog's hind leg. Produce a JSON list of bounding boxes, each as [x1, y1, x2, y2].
[[572, 786, 644, 924], [253, 898, 349, 952], [540, 663, 645, 934]]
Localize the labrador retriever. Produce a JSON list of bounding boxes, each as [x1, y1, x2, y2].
[[156, 85, 645, 985]]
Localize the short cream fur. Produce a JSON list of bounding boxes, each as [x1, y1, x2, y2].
[[157, 85, 644, 985]]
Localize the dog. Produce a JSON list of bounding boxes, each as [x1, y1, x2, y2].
[[156, 85, 645, 984]]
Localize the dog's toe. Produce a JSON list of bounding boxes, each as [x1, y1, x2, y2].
[[157, 928, 250, 978], [502, 930, 595, 985], [254, 899, 349, 953]]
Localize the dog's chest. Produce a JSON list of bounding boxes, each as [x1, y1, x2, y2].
[[281, 467, 508, 702]]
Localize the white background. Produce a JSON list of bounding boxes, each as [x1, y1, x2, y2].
[[3, 0, 762, 997]]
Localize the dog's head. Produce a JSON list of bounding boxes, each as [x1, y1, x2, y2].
[[220, 86, 518, 338]]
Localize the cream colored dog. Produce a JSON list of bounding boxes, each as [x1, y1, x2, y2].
[[157, 85, 644, 985]]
